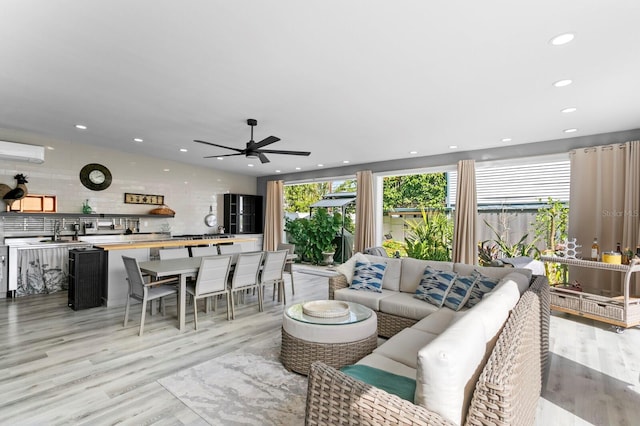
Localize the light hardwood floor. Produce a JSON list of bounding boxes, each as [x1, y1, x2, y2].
[[1, 270, 639, 425]]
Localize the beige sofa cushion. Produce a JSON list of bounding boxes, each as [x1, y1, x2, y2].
[[415, 310, 487, 426], [374, 327, 439, 369], [357, 353, 417, 379], [454, 263, 532, 284], [411, 306, 461, 335], [334, 287, 395, 311], [364, 254, 402, 291], [379, 292, 439, 321], [400, 258, 454, 293]]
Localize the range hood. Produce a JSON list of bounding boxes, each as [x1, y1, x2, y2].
[[0, 141, 45, 163]]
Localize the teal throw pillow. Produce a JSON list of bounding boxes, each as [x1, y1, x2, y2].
[[465, 271, 501, 308], [414, 266, 457, 307], [443, 274, 478, 311], [349, 261, 386, 292]]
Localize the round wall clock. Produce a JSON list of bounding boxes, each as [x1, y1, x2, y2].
[[79, 163, 112, 191]]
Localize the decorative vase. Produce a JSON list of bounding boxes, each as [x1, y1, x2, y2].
[[322, 251, 335, 266], [82, 199, 92, 214]]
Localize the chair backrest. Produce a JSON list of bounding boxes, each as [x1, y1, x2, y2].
[[364, 246, 389, 257], [159, 248, 190, 260], [230, 251, 263, 289], [195, 255, 232, 295], [277, 243, 295, 255], [190, 246, 219, 257], [261, 250, 288, 283], [219, 244, 243, 255], [122, 256, 145, 298]]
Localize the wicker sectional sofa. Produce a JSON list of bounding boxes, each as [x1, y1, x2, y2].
[[305, 254, 550, 425]]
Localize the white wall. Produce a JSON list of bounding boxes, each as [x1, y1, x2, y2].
[[0, 129, 257, 235]]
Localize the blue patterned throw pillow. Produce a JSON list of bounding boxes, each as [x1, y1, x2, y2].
[[443, 274, 478, 311], [414, 266, 457, 307], [349, 261, 387, 292], [465, 271, 501, 308]]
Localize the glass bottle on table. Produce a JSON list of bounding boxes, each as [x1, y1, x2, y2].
[[591, 237, 600, 261]]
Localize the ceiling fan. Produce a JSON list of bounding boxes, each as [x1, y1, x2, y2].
[[194, 119, 311, 164]]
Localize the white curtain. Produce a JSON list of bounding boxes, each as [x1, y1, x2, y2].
[[263, 180, 284, 251], [452, 160, 477, 264], [355, 170, 375, 253], [569, 141, 640, 295]]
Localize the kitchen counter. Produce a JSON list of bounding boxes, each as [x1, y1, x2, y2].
[[94, 237, 256, 251]]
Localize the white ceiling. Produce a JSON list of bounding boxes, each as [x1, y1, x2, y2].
[[1, 1, 639, 177]]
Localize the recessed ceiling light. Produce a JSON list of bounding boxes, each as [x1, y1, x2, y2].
[[163, 168, 170, 172], [449, 145, 458, 149], [550, 33, 575, 46], [561, 107, 577, 113], [275, 170, 281, 173], [133, 138, 143, 142], [564, 128, 578, 133], [553, 79, 573, 87], [179, 148, 188, 152], [46, 146, 55, 150], [74, 124, 87, 130], [409, 151, 418, 155], [501, 138, 512, 142], [295, 167, 301, 170], [248, 164, 254, 167], [216, 157, 223, 160], [342, 160, 350, 164], [317, 164, 324, 167]]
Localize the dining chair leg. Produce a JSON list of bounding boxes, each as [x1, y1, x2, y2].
[[124, 297, 131, 327], [258, 286, 264, 312], [225, 292, 231, 320], [230, 291, 235, 320], [290, 271, 295, 295], [279, 280, 286, 305], [193, 296, 199, 330], [139, 295, 149, 336]]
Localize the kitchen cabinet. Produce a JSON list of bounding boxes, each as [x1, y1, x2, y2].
[[223, 194, 263, 234]]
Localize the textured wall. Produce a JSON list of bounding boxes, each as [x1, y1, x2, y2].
[[0, 129, 256, 235]]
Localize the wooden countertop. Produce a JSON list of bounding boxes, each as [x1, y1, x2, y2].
[[94, 237, 256, 251]]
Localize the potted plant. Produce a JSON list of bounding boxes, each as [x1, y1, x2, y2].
[[285, 208, 341, 265]]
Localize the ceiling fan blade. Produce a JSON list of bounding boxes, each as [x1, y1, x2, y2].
[[251, 136, 280, 149], [194, 140, 244, 153], [203, 153, 244, 158], [258, 149, 311, 156], [258, 153, 270, 164]]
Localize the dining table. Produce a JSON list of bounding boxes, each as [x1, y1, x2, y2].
[[139, 256, 202, 331], [138, 252, 296, 332]]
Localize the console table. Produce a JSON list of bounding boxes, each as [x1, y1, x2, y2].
[[541, 255, 640, 332]]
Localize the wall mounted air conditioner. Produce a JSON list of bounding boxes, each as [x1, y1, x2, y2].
[[0, 141, 45, 163]]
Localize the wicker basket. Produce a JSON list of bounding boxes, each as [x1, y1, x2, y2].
[[149, 205, 175, 215]]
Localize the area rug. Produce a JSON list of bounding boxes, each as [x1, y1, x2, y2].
[[158, 339, 308, 425]]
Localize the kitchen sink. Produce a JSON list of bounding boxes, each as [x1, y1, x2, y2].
[[39, 239, 72, 243]]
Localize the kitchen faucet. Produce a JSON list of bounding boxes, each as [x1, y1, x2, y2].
[[53, 221, 60, 241]]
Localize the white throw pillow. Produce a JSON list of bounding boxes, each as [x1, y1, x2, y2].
[[334, 252, 369, 284], [415, 312, 487, 425]]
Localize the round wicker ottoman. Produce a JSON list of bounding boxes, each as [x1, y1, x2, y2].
[[281, 301, 378, 375]]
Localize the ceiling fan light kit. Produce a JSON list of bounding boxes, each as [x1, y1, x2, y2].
[[195, 119, 311, 164]]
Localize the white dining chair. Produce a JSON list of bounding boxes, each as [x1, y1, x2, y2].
[[228, 251, 264, 319], [277, 243, 296, 295], [218, 244, 243, 255], [186, 255, 232, 330], [122, 256, 178, 336], [159, 247, 190, 260], [261, 250, 288, 304], [190, 246, 219, 257]]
